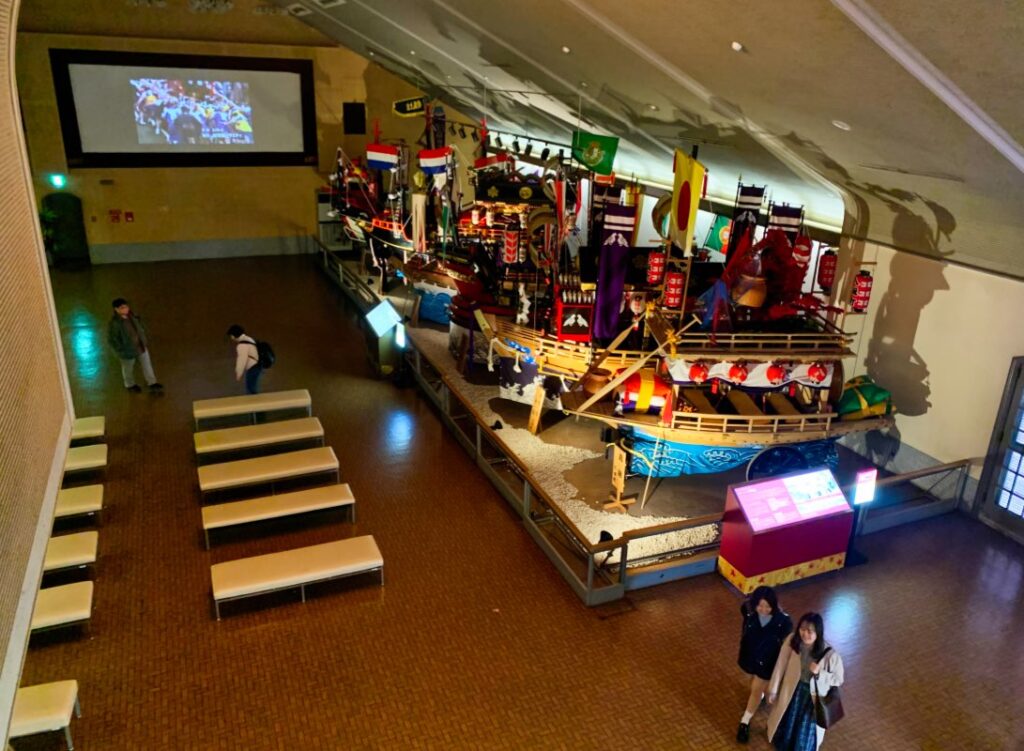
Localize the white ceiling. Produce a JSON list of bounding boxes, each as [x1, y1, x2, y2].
[[274, 0, 1024, 277]]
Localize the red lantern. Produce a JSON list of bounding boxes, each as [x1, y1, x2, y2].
[[793, 235, 812, 268], [647, 251, 666, 285], [766, 363, 787, 385], [689, 362, 709, 384], [807, 362, 828, 384], [728, 362, 748, 383], [850, 269, 873, 313], [664, 271, 685, 308], [817, 249, 838, 292], [503, 217, 520, 264]]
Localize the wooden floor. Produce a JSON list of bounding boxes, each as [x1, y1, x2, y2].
[[17, 255, 1024, 750]]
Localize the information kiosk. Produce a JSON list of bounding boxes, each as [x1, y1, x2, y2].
[[717, 468, 853, 593]]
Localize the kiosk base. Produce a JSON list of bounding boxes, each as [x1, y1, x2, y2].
[[717, 552, 847, 594]]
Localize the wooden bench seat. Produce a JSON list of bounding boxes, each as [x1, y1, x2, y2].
[[201, 483, 355, 548], [767, 392, 802, 416], [192, 389, 312, 429], [194, 417, 324, 459], [197, 446, 339, 499], [31, 582, 94, 633], [70, 416, 105, 442], [9, 680, 81, 750], [44, 532, 98, 573], [210, 535, 383, 619], [682, 388, 717, 414], [727, 389, 764, 417], [63, 444, 108, 475], [55, 485, 104, 521]]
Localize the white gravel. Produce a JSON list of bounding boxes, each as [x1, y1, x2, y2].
[[408, 327, 720, 565]]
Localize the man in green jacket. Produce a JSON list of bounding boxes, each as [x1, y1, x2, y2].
[[107, 297, 163, 392]]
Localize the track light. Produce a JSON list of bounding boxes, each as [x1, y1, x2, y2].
[[540, 147, 550, 160], [495, 135, 504, 149], [458, 125, 467, 139], [470, 129, 479, 143], [512, 139, 521, 154], [558, 149, 565, 161], [523, 143, 533, 157], [448, 124, 457, 136]]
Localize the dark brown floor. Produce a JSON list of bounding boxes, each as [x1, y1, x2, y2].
[[17, 255, 1024, 750]]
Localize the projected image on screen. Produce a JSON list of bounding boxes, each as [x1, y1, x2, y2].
[[132, 78, 254, 146]]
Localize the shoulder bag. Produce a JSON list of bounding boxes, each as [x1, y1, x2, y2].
[[812, 648, 845, 729]]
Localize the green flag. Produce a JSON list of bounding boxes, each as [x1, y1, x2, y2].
[[572, 130, 618, 175], [705, 215, 732, 251]]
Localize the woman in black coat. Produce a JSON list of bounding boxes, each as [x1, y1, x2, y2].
[[736, 586, 792, 744]]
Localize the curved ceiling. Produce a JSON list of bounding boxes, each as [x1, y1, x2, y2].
[[276, 0, 1024, 277]]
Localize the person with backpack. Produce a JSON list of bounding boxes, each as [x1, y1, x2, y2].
[[227, 324, 272, 394]]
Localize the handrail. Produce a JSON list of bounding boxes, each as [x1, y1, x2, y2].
[[670, 411, 836, 434], [873, 458, 977, 489]]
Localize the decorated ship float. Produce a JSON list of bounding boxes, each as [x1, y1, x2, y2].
[[327, 111, 895, 482]]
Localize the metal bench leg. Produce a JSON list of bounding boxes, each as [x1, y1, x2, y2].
[[214, 599, 221, 621], [64, 724, 74, 751], [300, 584, 306, 603], [204, 530, 210, 550], [74, 696, 81, 718]]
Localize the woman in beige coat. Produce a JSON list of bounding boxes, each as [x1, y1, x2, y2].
[[766, 612, 844, 750]]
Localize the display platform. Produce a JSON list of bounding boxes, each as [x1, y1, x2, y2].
[[314, 247, 888, 603]]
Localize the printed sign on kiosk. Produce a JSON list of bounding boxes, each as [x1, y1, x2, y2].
[[718, 468, 854, 594]]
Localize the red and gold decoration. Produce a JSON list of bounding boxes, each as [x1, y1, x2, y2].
[[850, 269, 874, 313], [664, 270, 686, 308]]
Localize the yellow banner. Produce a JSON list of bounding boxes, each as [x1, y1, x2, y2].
[[670, 149, 706, 253]]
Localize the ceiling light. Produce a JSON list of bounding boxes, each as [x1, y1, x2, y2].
[[409, 50, 416, 55], [367, 50, 375, 57], [561, 46, 571, 54], [832, 119, 852, 131], [512, 139, 521, 154], [540, 147, 550, 161], [523, 143, 533, 157], [731, 41, 745, 52], [558, 149, 565, 161], [312, 0, 346, 7], [458, 126, 467, 139], [449, 123, 457, 136], [646, 103, 659, 111], [579, 81, 589, 89], [495, 135, 504, 149], [470, 129, 479, 143]]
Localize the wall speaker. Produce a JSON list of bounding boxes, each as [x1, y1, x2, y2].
[[343, 102, 367, 134]]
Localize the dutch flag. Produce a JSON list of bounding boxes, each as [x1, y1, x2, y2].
[[418, 146, 452, 175], [366, 143, 399, 171]]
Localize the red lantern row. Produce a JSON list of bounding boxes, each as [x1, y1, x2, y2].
[[664, 271, 685, 308]]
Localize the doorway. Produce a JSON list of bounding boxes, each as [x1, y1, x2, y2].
[[978, 357, 1024, 543]]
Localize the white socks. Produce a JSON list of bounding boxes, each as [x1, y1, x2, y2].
[[741, 711, 753, 724]]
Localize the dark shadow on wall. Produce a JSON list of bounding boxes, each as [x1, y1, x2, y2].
[[779, 133, 957, 418]]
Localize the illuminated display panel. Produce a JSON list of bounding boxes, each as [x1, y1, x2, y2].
[[734, 468, 849, 533]]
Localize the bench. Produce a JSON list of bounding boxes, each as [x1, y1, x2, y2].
[[55, 485, 104, 522], [31, 582, 94, 634], [198, 446, 339, 500], [682, 388, 717, 414], [727, 389, 764, 417], [194, 417, 324, 461], [210, 535, 383, 619], [70, 416, 105, 443], [767, 392, 802, 416], [63, 444, 108, 475], [9, 680, 81, 750], [44, 532, 98, 574], [201, 483, 355, 549], [192, 389, 312, 429]]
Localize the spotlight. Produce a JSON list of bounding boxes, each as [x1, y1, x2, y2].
[[523, 143, 533, 157], [458, 125, 467, 139], [558, 149, 565, 162], [449, 123, 457, 136], [512, 139, 521, 154], [471, 129, 479, 143], [496, 135, 504, 149], [540, 147, 550, 161]]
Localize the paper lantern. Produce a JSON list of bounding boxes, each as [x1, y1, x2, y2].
[[647, 251, 666, 285], [807, 362, 828, 384], [728, 363, 748, 383], [689, 362, 709, 384], [664, 271, 685, 308], [817, 249, 838, 292], [766, 363, 787, 385], [850, 269, 873, 313]]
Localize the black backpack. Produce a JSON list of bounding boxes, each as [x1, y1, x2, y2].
[[254, 340, 275, 369]]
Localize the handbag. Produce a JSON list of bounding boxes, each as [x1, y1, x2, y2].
[[812, 649, 845, 729]]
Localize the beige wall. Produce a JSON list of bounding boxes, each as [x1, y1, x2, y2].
[[839, 239, 1024, 476], [16, 32, 476, 258], [0, 0, 74, 740]]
